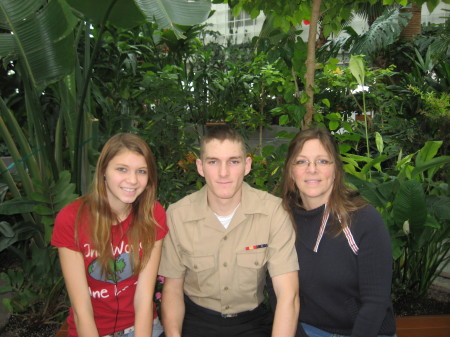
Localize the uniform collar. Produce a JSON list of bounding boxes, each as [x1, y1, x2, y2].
[[184, 182, 270, 222]]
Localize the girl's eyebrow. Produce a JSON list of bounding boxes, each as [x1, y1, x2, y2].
[[114, 162, 147, 169], [204, 155, 243, 160], [295, 154, 329, 158]]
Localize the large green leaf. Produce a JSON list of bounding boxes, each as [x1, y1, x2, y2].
[[0, 0, 78, 86], [138, 0, 211, 38], [376, 180, 397, 203], [345, 174, 390, 208], [0, 198, 38, 215], [415, 141, 442, 166], [393, 179, 427, 232], [0, 0, 45, 28], [349, 55, 365, 87], [67, 0, 146, 28], [0, 221, 14, 237], [68, 0, 211, 38], [360, 154, 387, 174], [411, 156, 450, 178]]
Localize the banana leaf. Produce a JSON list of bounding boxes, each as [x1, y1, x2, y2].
[[67, 0, 212, 38], [0, 0, 78, 87]]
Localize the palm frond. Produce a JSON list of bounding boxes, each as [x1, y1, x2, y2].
[[351, 7, 411, 57]]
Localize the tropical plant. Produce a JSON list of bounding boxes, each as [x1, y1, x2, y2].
[[319, 7, 411, 64], [369, 20, 450, 156], [0, 171, 77, 322], [344, 137, 450, 301]]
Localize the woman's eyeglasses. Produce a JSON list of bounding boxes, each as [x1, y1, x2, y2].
[[293, 159, 334, 169]]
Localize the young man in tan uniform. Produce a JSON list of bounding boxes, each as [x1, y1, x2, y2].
[[159, 125, 299, 337]]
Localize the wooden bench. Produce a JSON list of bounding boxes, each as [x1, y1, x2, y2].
[[396, 315, 450, 337], [54, 321, 68, 337]]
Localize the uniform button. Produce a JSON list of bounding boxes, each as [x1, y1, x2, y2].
[[224, 236, 228, 240], [225, 305, 230, 310], [193, 265, 198, 269], [254, 261, 259, 266], [223, 262, 228, 267], [224, 286, 229, 291]]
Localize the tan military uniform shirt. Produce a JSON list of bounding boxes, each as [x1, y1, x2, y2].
[[159, 183, 299, 315]]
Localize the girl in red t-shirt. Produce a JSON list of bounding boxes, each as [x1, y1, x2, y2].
[[52, 133, 168, 337]]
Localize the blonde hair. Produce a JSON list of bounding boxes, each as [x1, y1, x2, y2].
[[281, 127, 367, 232], [77, 133, 158, 275]]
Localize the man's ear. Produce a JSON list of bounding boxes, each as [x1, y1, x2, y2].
[[196, 158, 205, 177], [244, 156, 252, 176]]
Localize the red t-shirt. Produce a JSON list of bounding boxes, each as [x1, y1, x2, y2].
[[52, 199, 168, 337]]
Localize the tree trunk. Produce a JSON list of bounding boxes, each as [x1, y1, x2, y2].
[[316, 23, 327, 49], [400, 3, 422, 40], [303, 0, 322, 130]]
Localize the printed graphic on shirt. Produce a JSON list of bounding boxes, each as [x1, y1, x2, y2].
[[88, 252, 134, 283]]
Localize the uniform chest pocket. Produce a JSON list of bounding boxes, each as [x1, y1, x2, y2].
[[236, 250, 267, 292], [182, 254, 215, 272], [181, 253, 215, 291]]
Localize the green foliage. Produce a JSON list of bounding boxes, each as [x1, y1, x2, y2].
[[314, 57, 402, 158], [408, 85, 450, 119], [246, 138, 292, 195], [0, 171, 78, 249], [372, 24, 450, 156], [329, 7, 412, 61], [344, 138, 450, 300], [0, 245, 67, 323], [0, 171, 75, 322]]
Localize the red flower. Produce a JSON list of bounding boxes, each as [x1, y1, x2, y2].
[[303, 20, 310, 25]]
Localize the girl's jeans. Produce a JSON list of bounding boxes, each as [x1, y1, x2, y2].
[[114, 317, 164, 337]]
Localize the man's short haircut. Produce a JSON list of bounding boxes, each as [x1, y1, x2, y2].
[[200, 125, 247, 158]]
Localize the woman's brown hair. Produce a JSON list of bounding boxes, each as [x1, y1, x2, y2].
[[281, 127, 367, 232], [77, 133, 158, 275]]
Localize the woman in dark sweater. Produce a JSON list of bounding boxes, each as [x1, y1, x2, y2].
[[280, 127, 396, 337]]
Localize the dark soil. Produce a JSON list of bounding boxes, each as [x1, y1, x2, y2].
[[0, 316, 60, 337], [393, 287, 450, 316]]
